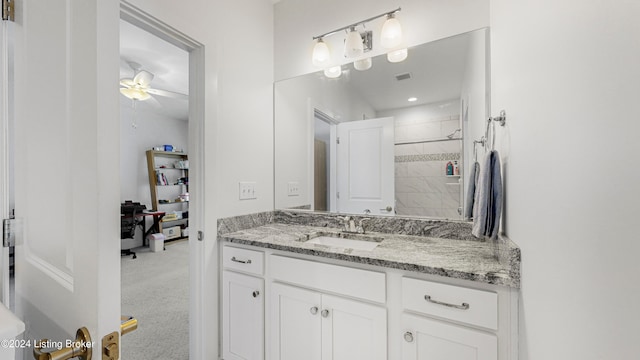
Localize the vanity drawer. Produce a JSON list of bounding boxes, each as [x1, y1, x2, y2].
[[402, 277, 498, 330], [222, 246, 264, 275], [270, 255, 386, 303]]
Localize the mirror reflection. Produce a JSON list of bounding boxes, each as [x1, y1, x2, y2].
[[275, 28, 489, 220]]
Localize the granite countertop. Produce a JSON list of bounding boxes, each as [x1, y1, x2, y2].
[[219, 221, 520, 288]]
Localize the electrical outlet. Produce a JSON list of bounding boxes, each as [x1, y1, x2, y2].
[[287, 182, 300, 196], [239, 182, 257, 200]]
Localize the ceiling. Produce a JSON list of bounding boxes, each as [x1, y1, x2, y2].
[[119, 20, 189, 120], [338, 32, 471, 112]]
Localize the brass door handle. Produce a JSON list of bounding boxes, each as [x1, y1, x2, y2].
[[121, 315, 138, 336], [33, 327, 92, 360]]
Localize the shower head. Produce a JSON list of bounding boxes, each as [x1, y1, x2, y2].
[[446, 128, 461, 139]]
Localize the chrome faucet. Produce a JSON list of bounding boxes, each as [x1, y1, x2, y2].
[[356, 218, 370, 234], [337, 216, 370, 234]]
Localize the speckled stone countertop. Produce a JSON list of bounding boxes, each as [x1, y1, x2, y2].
[[219, 211, 520, 288]]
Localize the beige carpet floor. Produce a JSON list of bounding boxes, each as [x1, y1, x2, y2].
[[121, 240, 189, 359]]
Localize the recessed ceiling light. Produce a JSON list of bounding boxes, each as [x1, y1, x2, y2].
[[408, 97, 417, 102]]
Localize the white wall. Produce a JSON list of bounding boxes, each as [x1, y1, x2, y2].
[[124, 0, 274, 358], [275, 0, 490, 81], [490, 0, 640, 358]]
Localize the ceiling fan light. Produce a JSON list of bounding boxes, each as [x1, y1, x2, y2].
[[312, 38, 331, 67], [387, 48, 408, 63], [120, 87, 150, 101], [344, 28, 364, 58], [354, 57, 372, 71], [381, 14, 403, 49]]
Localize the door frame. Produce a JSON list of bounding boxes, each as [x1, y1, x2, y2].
[[309, 105, 338, 212], [0, 19, 11, 307], [120, 2, 207, 357]]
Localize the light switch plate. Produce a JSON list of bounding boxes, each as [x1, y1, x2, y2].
[[287, 182, 300, 196], [239, 181, 257, 200]]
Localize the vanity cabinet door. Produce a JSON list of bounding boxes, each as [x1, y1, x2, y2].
[[321, 294, 387, 360], [270, 283, 322, 360], [401, 314, 497, 360], [222, 271, 264, 360]]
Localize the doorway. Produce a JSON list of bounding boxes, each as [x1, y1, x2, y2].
[[119, 3, 204, 358]]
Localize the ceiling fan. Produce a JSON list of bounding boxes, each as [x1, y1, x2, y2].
[[119, 61, 187, 101]]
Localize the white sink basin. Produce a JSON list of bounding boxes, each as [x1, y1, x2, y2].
[[306, 236, 381, 251]]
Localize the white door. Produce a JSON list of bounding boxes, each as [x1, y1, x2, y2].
[[401, 314, 497, 360], [270, 282, 322, 360], [336, 117, 395, 215], [12, 0, 121, 357], [222, 271, 264, 360], [321, 294, 387, 360]]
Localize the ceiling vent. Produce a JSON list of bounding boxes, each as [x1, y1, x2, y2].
[[395, 72, 412, 81]]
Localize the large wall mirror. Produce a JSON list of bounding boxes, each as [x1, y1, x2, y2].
[[275, 28, 490, 220]]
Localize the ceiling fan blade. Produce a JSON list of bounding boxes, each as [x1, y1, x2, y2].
[[146, 95, 163, 109], [120, 78, 135, 87], [146, 88, 188, 100], [133, 70, 154, 87]]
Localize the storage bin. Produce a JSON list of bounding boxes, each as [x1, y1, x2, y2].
[[162, 226, 180, 240]]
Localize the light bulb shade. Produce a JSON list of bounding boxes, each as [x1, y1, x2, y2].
[[387, 48, 408, 63], [380, 16, 403, 49], [344, 29, 364, 58], [120, 87, 151, 101], [324, 66, 342, 78], [312, 39, 331, 67], [354, 57, 372, 71]]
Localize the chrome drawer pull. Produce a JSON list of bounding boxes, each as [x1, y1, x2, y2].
[[424, 295, 470, 310], [231, 256, 252, 264]]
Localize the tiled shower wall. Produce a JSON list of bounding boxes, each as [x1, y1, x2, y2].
[[380, 101, 462, 219]]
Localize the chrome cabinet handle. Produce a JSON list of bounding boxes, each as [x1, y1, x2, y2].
[[380, 206, 393, 212], [252, 291, 260, 298], [231, 256, 252, 264], [424, 295, 470, 310], [310, 306, 319, 315], [404, 331, 414, 343], [321, 309, 330, 318]]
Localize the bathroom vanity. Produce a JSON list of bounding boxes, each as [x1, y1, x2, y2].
[[218, 211, 520, 360]]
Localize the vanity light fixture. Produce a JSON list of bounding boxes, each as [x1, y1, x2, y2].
[[324, 65, 342, 79], [380, 13, 403, 49], [344, 27, 365, 58], [354, 57, 372, 71], [312, 7, 404, 74], [408, 97, 417, 102], [387, 48, 408, 63], [312, 38, 332, 67]]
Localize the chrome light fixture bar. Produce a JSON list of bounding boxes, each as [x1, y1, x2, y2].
[[312, 7, 401, 41]]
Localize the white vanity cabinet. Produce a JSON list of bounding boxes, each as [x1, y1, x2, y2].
[[222, 247, 265, 360], [400, 277, 500, 360], [269, 255, 387, 360], [401, 314, 497, 360], [270, 282, 387, 360], [220, 244, 518, 360]]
